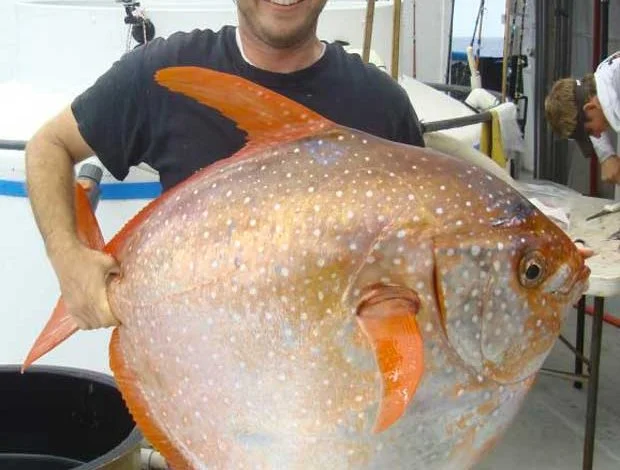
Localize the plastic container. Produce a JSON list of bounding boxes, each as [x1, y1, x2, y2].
[[0, 365, 142, 469]]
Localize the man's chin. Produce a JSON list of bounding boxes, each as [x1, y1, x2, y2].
[[258, 26, 314, 49]]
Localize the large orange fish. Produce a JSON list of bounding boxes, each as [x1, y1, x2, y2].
[[23, 67, 590, 469]]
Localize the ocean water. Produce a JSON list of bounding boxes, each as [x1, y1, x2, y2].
[[452, 36, 505, 58]]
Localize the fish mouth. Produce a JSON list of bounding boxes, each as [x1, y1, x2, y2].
[[554, 264, 590, 297]]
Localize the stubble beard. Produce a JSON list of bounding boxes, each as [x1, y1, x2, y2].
[[237, 1, 326, 49]]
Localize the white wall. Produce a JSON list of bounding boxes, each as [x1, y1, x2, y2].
[[0, 0, 18, 82], [407, 0, 453, 83], [9, 1, 404, 95]]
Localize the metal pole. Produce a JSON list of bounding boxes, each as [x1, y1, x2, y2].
[[590, 0, 602, 196], [420, 112, 493, 134], [501, 0, 513, 100], [391, 0, 402, 79], [0, 139, 27, 151], [600, 0, 609, 59], [550, 0, 572, 185], [583, 296, 605, 470], [534, 0, 549, 179], [445, 0, 456, 85], [412, 0, 417, 77], [362, 0, 376, 63], [574, 296, 586, 390]]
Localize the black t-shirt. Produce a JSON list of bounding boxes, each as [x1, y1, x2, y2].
[[72, 26, 425, 191]]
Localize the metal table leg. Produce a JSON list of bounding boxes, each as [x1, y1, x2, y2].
[[574, 296, 586, 389], [582, 296, 605, 470]]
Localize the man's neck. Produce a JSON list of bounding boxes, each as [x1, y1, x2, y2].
[[236, 27, 325, 73]]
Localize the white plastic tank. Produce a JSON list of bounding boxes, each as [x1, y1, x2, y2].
[[13, 0, 398, 94]]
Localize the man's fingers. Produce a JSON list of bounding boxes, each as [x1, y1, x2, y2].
[[574, 240, 595, 259], [98, 300, 120, 327], [98, 252, 120, 276]]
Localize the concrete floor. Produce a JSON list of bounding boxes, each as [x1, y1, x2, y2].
[[476, 295, 620, 470]]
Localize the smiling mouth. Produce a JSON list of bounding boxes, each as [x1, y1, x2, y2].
[[267, 0, 305, 5]]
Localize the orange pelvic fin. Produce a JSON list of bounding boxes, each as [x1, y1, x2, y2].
[[22, 182, 105, 372], [154, 66, 335, 148], [356, 285, 424, 433]]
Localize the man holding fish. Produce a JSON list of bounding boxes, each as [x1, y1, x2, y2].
[[20, 0, 594, 468], [24, 0, 425, 331]]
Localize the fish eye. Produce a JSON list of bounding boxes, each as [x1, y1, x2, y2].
[[519, 251, 546, 288]]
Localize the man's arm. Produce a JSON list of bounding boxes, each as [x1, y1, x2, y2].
[[25, 105, 120, 329], [590, 130, 620, 184]]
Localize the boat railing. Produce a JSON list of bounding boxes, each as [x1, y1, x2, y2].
[[0, 140, 26, 151]]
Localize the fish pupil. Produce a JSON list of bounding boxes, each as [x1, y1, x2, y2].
[[525, 264, 541, 280]]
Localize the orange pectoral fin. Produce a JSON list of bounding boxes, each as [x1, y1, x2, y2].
[[356, 285, 424, 433], [22, 181, 105, 372]]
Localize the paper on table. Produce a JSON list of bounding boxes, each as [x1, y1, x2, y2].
[[529, 197, 571, 231]]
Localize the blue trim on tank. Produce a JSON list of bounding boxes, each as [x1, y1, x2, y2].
[[0, 179, 161, 200]]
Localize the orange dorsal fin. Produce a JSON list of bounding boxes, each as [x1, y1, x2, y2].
[[154, 66, 334, 149], [356, 285, 425, 433], [22, 182, 105, 372]]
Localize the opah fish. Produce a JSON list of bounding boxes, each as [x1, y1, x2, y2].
[[24, 67, 590, 469]]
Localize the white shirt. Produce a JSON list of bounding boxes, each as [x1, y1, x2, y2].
[[590, 51, 620, 162]]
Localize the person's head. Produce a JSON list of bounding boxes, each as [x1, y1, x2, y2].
[[236, 0, 329, 49], [545, 74, 610, 140]]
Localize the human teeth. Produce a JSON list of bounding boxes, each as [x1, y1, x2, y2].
[[270, 0, 302, 5]]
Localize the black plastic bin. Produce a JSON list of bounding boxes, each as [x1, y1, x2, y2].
[[0, 365, 143, 469]]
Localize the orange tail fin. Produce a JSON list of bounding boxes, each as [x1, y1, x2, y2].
[[22, 182, 105, 372]]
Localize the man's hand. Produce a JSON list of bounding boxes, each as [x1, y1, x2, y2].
[[601, 155, 620, 184], [574, 240, 594, 260], [50, 241, 120, 330], [25, 105, 120, 330]]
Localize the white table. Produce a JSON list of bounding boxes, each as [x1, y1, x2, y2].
[[547, 194, 620, 470]]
